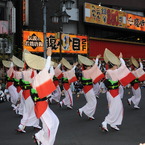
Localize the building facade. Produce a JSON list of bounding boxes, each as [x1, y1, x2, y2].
[[0, 0, 15, 61], [10, 0, 145, 60]]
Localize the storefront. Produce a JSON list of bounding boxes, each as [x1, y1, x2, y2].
[[89, 37, 145, 59], [23, 30, 88, 62]]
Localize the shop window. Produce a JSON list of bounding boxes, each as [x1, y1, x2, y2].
[[0, 7, 4, 20]]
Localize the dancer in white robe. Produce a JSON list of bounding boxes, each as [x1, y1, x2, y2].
[[100, 49, 135, 132], [49, 64, 62, 103], [59, 58, 77, 109], [5, 62, 19, 109], [24, 48, 59, 145], [77, 54, 104, 120], [17, 67, 41, 133], [128, 57, 145, 109]]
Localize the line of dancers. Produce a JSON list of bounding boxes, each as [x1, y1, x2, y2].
[[2, 47, 145, 145]]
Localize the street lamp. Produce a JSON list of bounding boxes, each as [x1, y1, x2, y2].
[[50, 0, 75, 60], [60, 11, 71, 23], [51, 12, 59, 24], [51, 10, 71, 24], [61, 0, 75, 10], [41, 0, 48, 58]]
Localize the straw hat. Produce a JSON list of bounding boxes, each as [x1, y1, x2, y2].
[[24, 53, 46, 70], [24, 53, 54, 70], [130, 56, 139, 68], [2, 60, 11, 68], [23, 49, 31, 61], [53, 62, 58, 68], [60, 58, 72, 70], [104, 48, 121, 66], [12, 56, 24, 68], [103, 49, 109, 63], [78, 55, 94, 66]]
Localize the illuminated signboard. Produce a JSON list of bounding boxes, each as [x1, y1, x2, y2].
[[127, 14, 145, 31], [23, 31, 88, 54], [23, 31, 44, 52], [84, 2, 145, 32], [61, 34, 88, 54], [84, 2, 126, 28]]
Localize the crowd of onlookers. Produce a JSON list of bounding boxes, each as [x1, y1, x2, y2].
[[0, 68, 11, 103]]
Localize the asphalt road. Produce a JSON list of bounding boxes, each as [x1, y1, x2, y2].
[[0, 88, 145, 145]]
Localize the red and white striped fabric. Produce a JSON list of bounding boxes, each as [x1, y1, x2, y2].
[[83, 64, 104, 83], [116, 65, 136, 86], [134, 68, 145, 82], [63, 69, 77, 83], [54, 67, 63, 79], [6, 67, 14, 88], [32, 68, 56, 99]]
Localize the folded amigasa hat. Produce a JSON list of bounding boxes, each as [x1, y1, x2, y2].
[[104, 48, 121, 66], [78, 55, 94, 66], [130, 56, 139, 68], [2, 60, 11, 68], [12, 55, 24, 68], [60, 57, 72, 70]]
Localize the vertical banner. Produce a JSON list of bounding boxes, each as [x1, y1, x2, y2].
[[23, 0, 29, 26], [46, 33, 60, 53]]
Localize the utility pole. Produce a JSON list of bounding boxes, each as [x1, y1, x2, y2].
[[41, 0, 48, 58]]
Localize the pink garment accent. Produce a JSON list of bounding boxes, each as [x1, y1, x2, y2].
[[14, 71, 22, 80], [89, 64, 104, 82], [55, 67, 63, 79], [135, 68, 145, 79], [106, 69, 118, 81], [23, 69, 37, 83], [83, 64, 104, 83], [63, 69, 77, 83], [7, 67, 14, 78], [107, 64, 136, 85]]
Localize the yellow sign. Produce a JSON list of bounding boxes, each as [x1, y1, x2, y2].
[[84, 2, 126, 28], [61, 34, 88, 54], [23, 31, 88, 54], [23, 31, 44, 52]]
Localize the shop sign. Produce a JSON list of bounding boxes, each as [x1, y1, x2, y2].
[[127, 14, 145, 31], [23, 31, 44, 52], [23, 31, 88, 54], [84, 2, 126, 28], [61, 34, 88, 54]]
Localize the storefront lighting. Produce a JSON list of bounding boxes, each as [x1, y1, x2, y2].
[[51, 13, 59, 23], [60, 11, 71, 23], [98, 2, 101, 6]]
